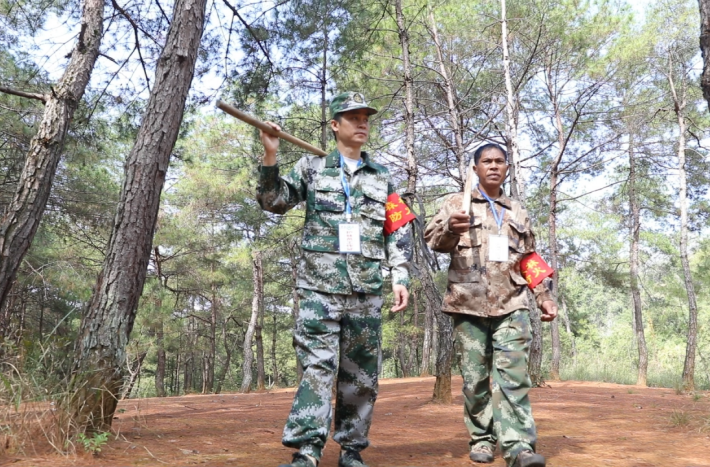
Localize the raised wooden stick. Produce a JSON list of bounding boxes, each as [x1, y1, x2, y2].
[[216, 100, 328, 157], [462, 162, 474, 216]]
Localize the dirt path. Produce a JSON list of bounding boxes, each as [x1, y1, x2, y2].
[[5, 377, 710, 467]]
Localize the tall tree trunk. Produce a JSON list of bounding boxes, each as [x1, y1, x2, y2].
[[420, 284, 433, 376], [545, 60, 567, 381], [395, 0, 418, 194], [699, 0, 710, 111], [628, 136, 648, 386], [667, 67, 698, 392], [66, 0, 207, 432], [271, 312, 279, 387], [204, 284, 217, 393], [397, 308, 410, 377], [242, 250, 263, 393], [255, 282, 266, 391], [500, 0, 524, 200], [155, 318, 166, 397], [320, 28, 329, 152], [0, 0, 104, 311], [527, 301, 544, 387], [428, 7, 465, 189], [408, 291, 419, 374], [397, 0, 448, 396]]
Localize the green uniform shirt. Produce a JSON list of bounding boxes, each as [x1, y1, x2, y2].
[[257, 149, 411, 295]]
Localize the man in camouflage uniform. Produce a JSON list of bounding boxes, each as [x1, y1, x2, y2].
[[425, 144, 557, 467], [257, 92, 412, 467]]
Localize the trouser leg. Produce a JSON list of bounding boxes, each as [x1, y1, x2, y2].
[[490, 310, 536, 466], [282, 289, 341, 461], [332, 293, 383, 452], [453, 314, 496, 450]]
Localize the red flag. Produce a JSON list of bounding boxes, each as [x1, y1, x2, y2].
[[520, 252, 554, 289], [384, 193, 416, 235]]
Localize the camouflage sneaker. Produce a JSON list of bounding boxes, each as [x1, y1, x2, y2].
[[278, 452, 318, 467], [338, 449, 369, 467], [469, 444, 494, 464], [512, 450, 545, 467]]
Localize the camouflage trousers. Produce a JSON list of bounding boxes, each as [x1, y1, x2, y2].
[[282, 288, 383, 461], [453, 309, 536, 467]]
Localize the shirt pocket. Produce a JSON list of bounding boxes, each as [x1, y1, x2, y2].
[[314, 176, 346, 212], [507, 221, 530, 254], [448, 219, 482, 283]]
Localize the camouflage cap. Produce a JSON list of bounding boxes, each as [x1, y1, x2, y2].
[[329, 92, 378, 119]]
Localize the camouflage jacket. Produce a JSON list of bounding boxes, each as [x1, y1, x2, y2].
[[424, 187, 554, 317], [257, 149, 411, 296]]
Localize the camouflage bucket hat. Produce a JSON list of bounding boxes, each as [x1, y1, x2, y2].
[[329, 92, 378, 119]]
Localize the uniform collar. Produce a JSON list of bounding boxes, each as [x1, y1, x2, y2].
[[472, 186, 512, 209], [326, 149, 372, 169]]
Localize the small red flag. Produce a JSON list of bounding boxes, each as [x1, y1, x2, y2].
[[384, 193, 416, 235], [520, 252, 554, 289]]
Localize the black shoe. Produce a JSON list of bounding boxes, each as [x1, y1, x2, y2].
[[469, 444, 494, 463], [278, 452, 318, 467], [513, 450, 545, 467], [338, 449, 369, 467]]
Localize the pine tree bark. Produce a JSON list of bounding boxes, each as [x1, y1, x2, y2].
[[628, 136, 648, 386], [667, 66, 698, 392], [271, 313, 279, 387], [395, 0, 418, 194], [0, 0, 104, 311], [500, 0, 525, 200], [544, 59, 568, 381], [699, 0, 710, 111], [255, 281, 266, 391], [155, 319, 166, 397], [419, 283, 433, 376], [428, 6, 465, 188], [242, 250, 263, 393], [66, 0, 207, 432]]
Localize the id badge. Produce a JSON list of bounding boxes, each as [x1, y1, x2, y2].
[[488, 234, 509, 262], [339, 223, 361, 254]]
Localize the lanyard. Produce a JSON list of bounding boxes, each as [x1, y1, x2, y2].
[[340, 153, 362, 222], [478, 185, 505, 233]]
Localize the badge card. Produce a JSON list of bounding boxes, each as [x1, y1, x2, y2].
[[488, 234, 509, 262], [339, 223, 362, 254]]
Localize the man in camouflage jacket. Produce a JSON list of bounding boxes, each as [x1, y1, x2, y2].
[[257, 92, 412, 467], [425, 144, 557, 467]]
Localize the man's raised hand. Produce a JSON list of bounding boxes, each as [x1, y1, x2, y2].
[[259, 121, 281, 166], [448, 210, 471, 235]]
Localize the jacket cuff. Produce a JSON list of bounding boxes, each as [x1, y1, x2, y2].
[[534, 280, 555, 309], [391, 265, 410, 289], [258, 164, 280, 193]]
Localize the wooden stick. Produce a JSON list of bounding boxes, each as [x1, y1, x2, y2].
[[462, 162, 474, 216], [216, 100, 328, 157]]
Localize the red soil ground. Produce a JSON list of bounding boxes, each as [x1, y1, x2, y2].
[[4, 377, 710, 467]]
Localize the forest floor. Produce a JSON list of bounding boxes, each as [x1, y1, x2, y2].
[[5, 377, 710, 467]]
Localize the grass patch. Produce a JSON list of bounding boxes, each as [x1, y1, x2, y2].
[[669, 410, 691, 428]]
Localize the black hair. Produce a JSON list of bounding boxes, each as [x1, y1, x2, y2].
[[473, 143, 508, 165], [331, 113, 342, 141]]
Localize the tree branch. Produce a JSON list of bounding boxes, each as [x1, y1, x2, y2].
[[0, 86, 48, 103], [221, 0, 274, 68]]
